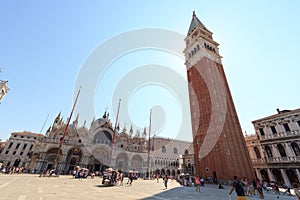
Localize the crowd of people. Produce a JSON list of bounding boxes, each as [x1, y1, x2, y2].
[[229, 175, 300, 200], [0, 166, 26, 174], [2, 164, 300, 199]]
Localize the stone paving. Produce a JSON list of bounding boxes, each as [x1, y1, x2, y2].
[[0, 174, 297, 200]]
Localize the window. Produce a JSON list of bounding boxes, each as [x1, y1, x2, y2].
[[162, 146, 166, 153], [13, 151, 16, 155], [29, 145, 33, 150], [297, 121, 300, 127], [265, 145, 273, 158], [277, 144, 287, 157], [21, 136, 24, 138], [291, 142, 300, 156], [20, 152, 23, 155], [173, 148, 178, 154], [185, 149, 189, 155], [259, 128, 265, 136], [8, 143, 13, 148], [254, 147, 261, 158], [15, 143, 20, 149], [283, 123, 291, 132], [22, 144, 27, 150], [5, 150, 9, 154], [270, 126, 277, 134]]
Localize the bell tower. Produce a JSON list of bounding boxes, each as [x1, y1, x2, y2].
[[184, 11, 254, 180]]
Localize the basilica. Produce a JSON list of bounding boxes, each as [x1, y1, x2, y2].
[[0, 112, 192, 177]]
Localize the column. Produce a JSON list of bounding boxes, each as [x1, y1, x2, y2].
[[267, 168, 275, 182], [280, 169, 291, 186], [271, 144, 280, 157], [296, 169, 300, 183], [255, 169, 262, 180], [284, 143, 295, 157]]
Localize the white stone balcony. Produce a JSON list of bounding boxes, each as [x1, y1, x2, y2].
[[252, 156, 300, 164], [259, 129, 300, 141]]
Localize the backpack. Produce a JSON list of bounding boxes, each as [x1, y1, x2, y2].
[[233, 180, 245, 196]]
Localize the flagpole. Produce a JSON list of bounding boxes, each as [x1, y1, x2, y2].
[[147, 109, 152, 179], [53, 86, 81, 173], [111, 99, 121, 148]]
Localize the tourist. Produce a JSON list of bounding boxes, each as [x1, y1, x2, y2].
[[229, 176, 247, 200], [119, 172, 124, 186], [256, 178, 264, 199], [248, 183, 254, 197], [252, 178, 258, 195], [241, 177, 249, 196], [195, 176, 200, 192], [127, 172, 134, 186], [163, 175, 168, 189]]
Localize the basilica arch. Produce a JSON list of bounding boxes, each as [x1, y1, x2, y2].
[[90, 146, 111, 173], [65, 147, 82, 173], [131, 154, 143, 172], [115, 152, 129, 172], [44, 148, 62, 170]]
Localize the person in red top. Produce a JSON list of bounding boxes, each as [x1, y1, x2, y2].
[[195, 176, 200, 192]]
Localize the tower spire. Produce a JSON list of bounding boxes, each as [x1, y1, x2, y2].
[[187, 11, 207, 36]]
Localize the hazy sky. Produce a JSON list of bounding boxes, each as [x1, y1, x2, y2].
[[1, 1, 300, 141]]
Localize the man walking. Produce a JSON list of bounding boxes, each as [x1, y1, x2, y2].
[[229, 176, 247, 200]]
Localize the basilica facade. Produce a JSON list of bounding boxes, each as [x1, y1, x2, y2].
[[1, 112, 191, 177]]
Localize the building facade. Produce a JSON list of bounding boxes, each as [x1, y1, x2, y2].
[[184, 12, 254, 180], [246, 108, 300, 186], [0, 132, 43, 170], [1, 112, 191, 176]]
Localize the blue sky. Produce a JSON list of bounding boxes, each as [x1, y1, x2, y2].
[[1, 1, 300, 141]]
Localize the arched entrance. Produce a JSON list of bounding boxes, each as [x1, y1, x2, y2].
[[89, 157, 108, 173], [155, 169, 160, 175], [172, 170, 176, 176], [286, 169, 299, 185], [161, 169, 165, 175], [272, 169, 284, 185], [260, 169, 270, 182], [66, 148, 82, 174], [92, 146, 110, 167], [45, 148, 62, 170], [116, 153, 129, 172], [166, 169, 170, 176], [131, 155, 143, 172]]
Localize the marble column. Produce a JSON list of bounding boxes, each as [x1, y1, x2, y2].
[[296, 169, 300, 183], [285, 143, 295, 157], [255, 169, 263, 180], [280, 169, 291, 186], [271, 144, 280, 157], [267, 168, 275, 182]]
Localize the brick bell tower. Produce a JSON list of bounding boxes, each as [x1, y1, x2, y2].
[[184, 11, 254, 181]]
